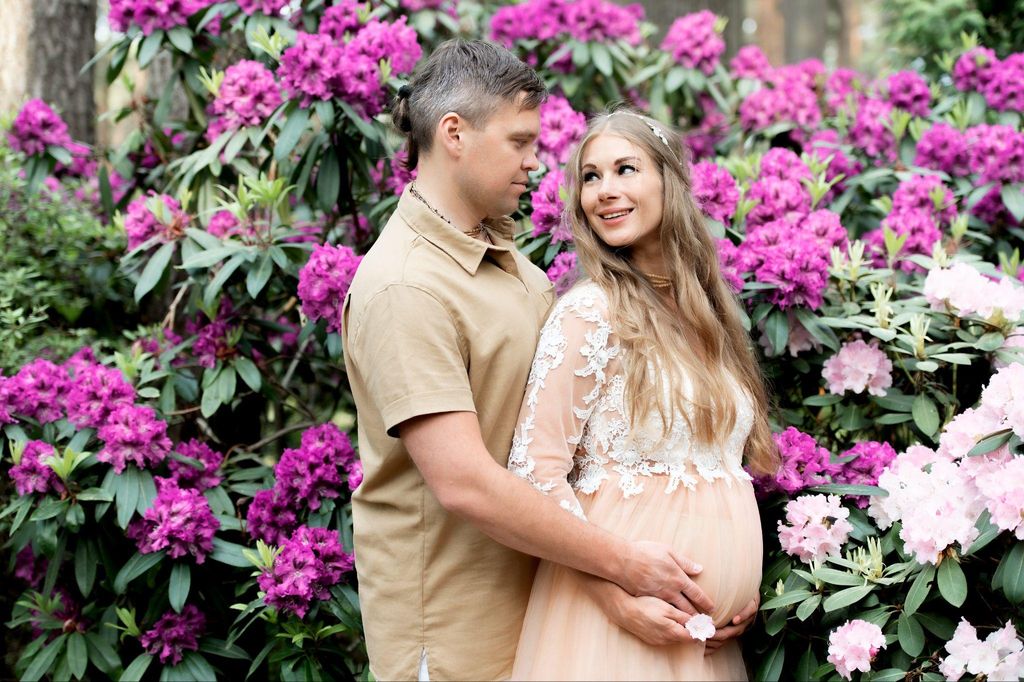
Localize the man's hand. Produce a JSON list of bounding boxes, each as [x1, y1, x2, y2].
[[704, 596, 759, 655], [622, 541, 715, 615], [611, 595, 695, 647]]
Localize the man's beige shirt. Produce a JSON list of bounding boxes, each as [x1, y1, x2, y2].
[[342, 186, 555, 681]]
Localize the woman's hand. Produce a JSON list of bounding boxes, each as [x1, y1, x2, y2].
[[612, 594, 695, 646], [703, 596, 759, 655]]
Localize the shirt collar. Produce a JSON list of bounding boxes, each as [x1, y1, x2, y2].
[[397, 184, 519, 276]]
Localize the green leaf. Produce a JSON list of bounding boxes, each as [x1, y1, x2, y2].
[[795, 647, 818, 681], [74, 539, 97, 597], [316, 147, 340, 212], [138, 31, 164, 68], [912, 393, 940, 437], [234, 356, 261, 392], [591, 43, 613, 77], [803, 394, 843, 407], [182, 652, 217, 681], [823, 584, 874, 612], [274, 106, 309, 162], [936, 558, 967, 607], [120, 653, 154, 682], [897, 613, 925, 657], [216, 366, 237, 403], [917, 612, 955, 640], [201, 383, 222, 418], [872, 669, 909, 682], [23, 633, 67, 682], [246, 252, 274, 299], [664, 66, 687, 93], [337, 100, 380, 143], [167, 27, 193, 53], [793, 307, 840, 351], [812, 568, 865, 587], [760, 589, 812, 610], [116, 467, 141, 528], [113, 551, 166, 594], [764, 309, 789, 357], [1000, 542, 1024, 604], [1001, 183, 1024, 223], [755, 640, 785, 682], [875, 413, 914, 425], [965, 510, 1001, 556], [67, 632, 88, 680], [977, 331, 1006, 352], [135, 241, 176, 302], [85, 633, 121, 675], [211, 538, 251, 567], [169, 563, 191, 613], [203, 253, 247, 308], [966, 429, 1013, 457], [179, 246, 237, 269], [904, 564, 934, 616], [796, 593, 821, 621], [806, 483, 886, 498]]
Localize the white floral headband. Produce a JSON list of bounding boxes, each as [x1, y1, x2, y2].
[[617, 111, 672, 149]]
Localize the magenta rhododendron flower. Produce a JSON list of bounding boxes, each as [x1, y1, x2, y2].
[[940, 619, 1024, 681], [206, 60, 283, 141], [258, 525, 354, 618], [953, 47, 998, 92], [738, 84, 820, 134], [848, 97, 896, 161], [168, 439, 224, 490], [236, 0, 289, 15], [737, 219, 831, 309], [318, 0, 363, 39], [108, 0, 213, 35], [885, 70, 931, 116], [538, 96, 586, 168], [372, 147, 417, 197], [65, 362, 135, 429], [247, 488, 299, 545], [139, 605, 206, 665], [123, 193, 190, 251], [14, 546, 47, 588], [822, 340, 893, 397], [297, 244, 363, 334], [660, 11, 723, 76], [490, 0, 643, 51], [715, 238, 744, 294], [753, 427, 839, 495], [730, 45, 771, 81], [825, 68, 865, 113], [827, 619, 886, 680], [691, 161, 738, 223], [981, 53, 1024, 112], [745, 177, 811, 227], [531, 170, 570, 243], [97, 404, 172, 473], [8, 359, 67, 424], [127, 477, 220, 562], [275, 423, 357, 512], [8, 99, 73, 157], [833, 441, 897, 507], [546, 251, 579, 296], [10, 441, 64, 496], [915, 123, 970, 176], [758, 148, 811, 183], [347, 459, 364, 490], [777, 494, 853, 564]]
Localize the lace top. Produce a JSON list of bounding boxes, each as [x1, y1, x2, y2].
[[508, 281, 754, 519]]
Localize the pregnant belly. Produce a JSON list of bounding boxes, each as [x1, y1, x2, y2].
[[578, 472, 764, 626]]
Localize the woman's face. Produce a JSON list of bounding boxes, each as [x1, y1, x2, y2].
[[579, 133, 664, 266]]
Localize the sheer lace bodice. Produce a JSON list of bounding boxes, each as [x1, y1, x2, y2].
[[508, 281, 754, 518]]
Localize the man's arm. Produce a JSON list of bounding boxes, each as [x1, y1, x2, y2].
[[399, 411, 714, 612]]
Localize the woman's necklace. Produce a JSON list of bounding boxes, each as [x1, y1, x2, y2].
[[642, 271, 673, 289], [410, 183, 484, 238]]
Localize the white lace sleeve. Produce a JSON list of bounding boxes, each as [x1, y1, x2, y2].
[[508, 284, 618, 520]]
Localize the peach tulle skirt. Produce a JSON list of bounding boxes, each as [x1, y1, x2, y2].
[[511, 472, 763, 681]]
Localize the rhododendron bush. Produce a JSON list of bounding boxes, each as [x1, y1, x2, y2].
[[3, 1, 1024, 680]]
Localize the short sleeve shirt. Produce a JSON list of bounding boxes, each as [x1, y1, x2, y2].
[[342, 185, 555, 681]]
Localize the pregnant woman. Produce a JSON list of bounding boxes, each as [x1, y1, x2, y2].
[[509, 109, 779, 680]]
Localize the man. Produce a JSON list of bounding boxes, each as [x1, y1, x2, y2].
[[342, 39, 710, 681]]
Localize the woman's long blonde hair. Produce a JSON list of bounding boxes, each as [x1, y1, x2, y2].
[[564, 109, 778, 475]]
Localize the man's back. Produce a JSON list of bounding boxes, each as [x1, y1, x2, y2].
[[342, 187, 554, 680]]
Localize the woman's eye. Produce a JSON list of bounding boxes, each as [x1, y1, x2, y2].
[[583, 171, 599, 182], [619, 164, 638, 175]]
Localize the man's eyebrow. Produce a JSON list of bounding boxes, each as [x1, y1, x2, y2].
[[581, 156, 641, 170], [508, 129, 538, 140]]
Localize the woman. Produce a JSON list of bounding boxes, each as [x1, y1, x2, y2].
[[508, 109, 779, 680]]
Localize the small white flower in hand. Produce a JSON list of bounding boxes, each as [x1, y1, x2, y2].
[[685, 614, 716, 641]]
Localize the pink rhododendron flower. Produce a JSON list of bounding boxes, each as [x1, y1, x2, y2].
[[123, 193, 190, 251], [885, 70, 931, 116], [940, 619, 1024, 681], [297, 244, 363, 334], [490, 0, 644, 51], [730, 45, 771, 81], [97, 404, 172, 473], [827, 619, 886, 680], [8, 359, 67, 424], [64, 362, 135, 429], [924, 263, 1024, 324], [834, 441, 897, 507], [848, 97, 896, 161], [127, 477, 220, 562], [660, 11, 723, 76], [715, 238, 744, 294], [140, 605, 206, 665], [168, 439, 225, 491], [236, 0, 289, 15], [531, 170, 571, 243], [258, 525, 354, 618], [10, 441, 64, 496], [982, 53, 1024, 112], [973, 456, 1024, 539], [777, 494, 853, 564], [822, 340, 893, 397], [953, 47, 998, 92], [546, 252, 579, 296], [915, 123, 970, 176], [538, 96, 586, 168], [108, 0, 214, 35], [8, 99, 73, 156], [753, 427, 840, 495], [206, 60, 283, 141], [691, 161, 739, 223], [685, 613, 716, 641]]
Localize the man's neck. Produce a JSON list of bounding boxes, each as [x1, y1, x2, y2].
[[411, 168, 486, 234]]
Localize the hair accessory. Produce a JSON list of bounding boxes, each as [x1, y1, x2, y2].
[[398, 84, 413, 99], [620, 112, 672, 149]]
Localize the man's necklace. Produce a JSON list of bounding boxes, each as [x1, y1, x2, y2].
[[410, 183, 484, 238]]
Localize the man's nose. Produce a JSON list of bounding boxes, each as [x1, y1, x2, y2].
[[523, 145, 540, 171]]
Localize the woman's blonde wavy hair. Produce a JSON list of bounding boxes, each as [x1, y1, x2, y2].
[[564, 108, 779, 475]]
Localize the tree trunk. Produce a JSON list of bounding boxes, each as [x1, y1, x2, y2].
[[0, 0, 98, 143]]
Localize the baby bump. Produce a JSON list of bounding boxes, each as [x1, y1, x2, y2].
[[580, 474, 764, 627]]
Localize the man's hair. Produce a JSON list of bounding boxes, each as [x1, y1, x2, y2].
[[391, 39, 547, 169]]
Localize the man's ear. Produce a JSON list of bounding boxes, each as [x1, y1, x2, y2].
[[435, 112, 464, 157]]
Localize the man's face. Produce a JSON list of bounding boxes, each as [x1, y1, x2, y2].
[[458, 95, 541, 218]]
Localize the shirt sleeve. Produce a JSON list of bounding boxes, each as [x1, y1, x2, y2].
[[347, 284, 475, 437], [507, 288, 618, 520]]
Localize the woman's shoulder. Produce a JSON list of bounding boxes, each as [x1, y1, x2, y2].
[[552, 276, 606, 321]]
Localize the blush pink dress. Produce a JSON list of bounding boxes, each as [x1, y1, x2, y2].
[[508, 281, 763, 681]]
